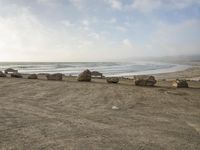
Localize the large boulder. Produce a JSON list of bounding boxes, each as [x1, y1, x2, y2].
[[134, 75, 157, 86], [11, 73, 23, 78], [0, 71, 6, 77], [5, 68, 18, 74], [172, 79, 189, 88], [28, 74, 38, 79], [106, 77, 119, 84], [46, 73, 63, 81], [78, 69, 91, 82]]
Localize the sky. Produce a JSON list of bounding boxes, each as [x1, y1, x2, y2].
[[0, 0, 200, 62]]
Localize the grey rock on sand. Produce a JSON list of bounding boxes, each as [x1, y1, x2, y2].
[[172, 79, 189, 88], [11, 73, 23, 78], [28, 74, 38, 79], [91, 71, 103, 78], [78, 69, 91, 82], [5, 68, 18, 74], [134, 75, 157, 86], [46, 73, 63, 81], [106, 77, 119, 83], [0, 71, 6, 77]]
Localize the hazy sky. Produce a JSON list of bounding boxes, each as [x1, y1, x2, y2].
[[0, 0, 200, 61]]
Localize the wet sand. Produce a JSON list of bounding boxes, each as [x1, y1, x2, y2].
[[0, 68, 200, 150], [154, 63, 200, 81]]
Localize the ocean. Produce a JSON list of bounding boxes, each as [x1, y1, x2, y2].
[[0, 62, 189, 77]]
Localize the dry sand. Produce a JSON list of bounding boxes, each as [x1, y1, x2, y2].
[[0, 67, 200, 150]]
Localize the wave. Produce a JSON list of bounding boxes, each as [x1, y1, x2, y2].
[[0, 62, 190, 76]]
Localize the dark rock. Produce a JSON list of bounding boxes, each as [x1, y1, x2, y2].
[[106, 77, 119, 83], [91, 71, 103, 78], [5, 68, 18, 74], [172, 79, 189, 88], [28, 74, 38, 79], [38, 73, 49, 76], [78, 69, 91, 82], [46, 73, 63, 81], [0, 71, 6, 77], [11, 73, 23, 78], [134, 75, 157, 86]]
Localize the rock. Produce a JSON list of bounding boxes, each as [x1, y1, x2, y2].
[[112, 106, 119, 110], [172, 79, 189, 88], [28, 74, 38, 79], [46, 73, 63, 81], [106, 77, 119, 83], [11, 73, 23, 78], [134, 75, 157, 86], [0, 71, 6, 77], [77, 69, 91, 82], [5, 68, 18, 74], [38, 73, 49, 76], [91, 71, 103, 78]]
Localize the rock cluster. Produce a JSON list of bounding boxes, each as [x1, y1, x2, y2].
[[134, 75, 157, 86]]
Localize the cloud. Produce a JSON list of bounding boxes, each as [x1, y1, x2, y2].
[[82, 20, 90, 26], [0, 0, 199, 61], [170, 0, 200, 9], [61, 20, 74, 27], [116, 26, 127, 32], [107, 0, 122, 10], [131, 0, 200, 13], [131, 0, 161, 12], [0, 6, 98, 61], [0, 10, 68, 61], [88, 32, 100, 40], [0, 3, 134, 61], [36, 0, 59, 7], [145, 19, 200, 56], [122, 39, 132, 47], [110, 18, 117, 23], [69, 0, 83, 9]]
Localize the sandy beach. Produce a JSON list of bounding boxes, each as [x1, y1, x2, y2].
[[1, 0, 200, 149], [154, 63, 200, 81], [0, 65, 200, 150]]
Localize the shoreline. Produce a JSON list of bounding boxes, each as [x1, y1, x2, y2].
[[112, 64, 190, 77], [153, 64, 200, 81], [123, 62, 200, 81], [1, 62, 200, 82], [0, 61, 191, 77]]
